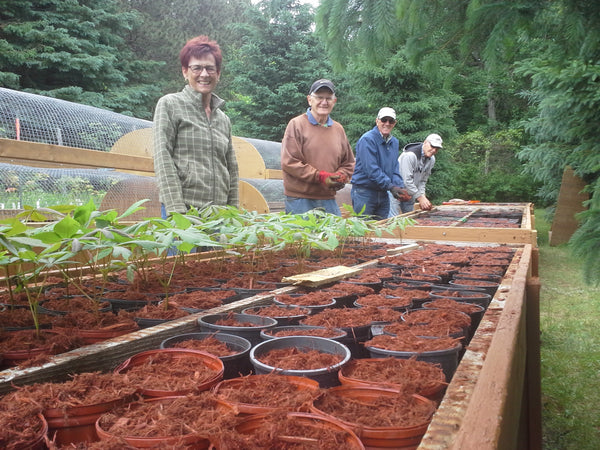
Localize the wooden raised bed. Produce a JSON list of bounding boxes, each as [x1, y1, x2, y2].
[[383, 203, 537, 247], [0, 239, 541, 449]]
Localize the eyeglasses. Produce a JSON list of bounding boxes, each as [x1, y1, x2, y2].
[[311, 94, 336, 103], [379, 117, 396, 124], [188, 64, 217, 75]]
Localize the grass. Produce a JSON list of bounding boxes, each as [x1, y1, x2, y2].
[[536, 209, 600, 449]]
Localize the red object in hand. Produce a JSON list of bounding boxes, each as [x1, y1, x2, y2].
[[318, 171, 336, 184]]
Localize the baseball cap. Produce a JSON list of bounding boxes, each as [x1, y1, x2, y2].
[[426, 133, 443, 148], [377, 107, 396, 120], [309, 79, 335, 95]]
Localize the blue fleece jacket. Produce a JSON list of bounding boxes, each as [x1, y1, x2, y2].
[[350, 126, 403, 191]]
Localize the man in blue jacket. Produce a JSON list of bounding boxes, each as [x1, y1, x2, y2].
[[350, 107, 410, 220]]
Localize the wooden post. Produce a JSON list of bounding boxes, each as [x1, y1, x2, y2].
[[549, 166, 589, 245], [526, 275, 542, 450]]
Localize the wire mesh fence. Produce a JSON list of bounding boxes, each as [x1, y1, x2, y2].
[[0, 162, 158, 218], [0, 87, 151, 151], [0, 88, 158, 217]]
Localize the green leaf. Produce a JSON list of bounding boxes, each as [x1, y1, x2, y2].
[[54, 216, 83, 239]]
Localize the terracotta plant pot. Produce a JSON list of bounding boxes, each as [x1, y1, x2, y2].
[[365, 336, 462, 382], [76, 322, 140, 345], [95, 396, 211, 449], [232, 411, 365, 449], [311, 386, 436, 448], [44, 397, 131, 445], [338, 357, 447, 401], [114, 348, 224, 397], [213, 374, 320, 415]]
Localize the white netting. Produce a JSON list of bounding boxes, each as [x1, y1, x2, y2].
[[0, 88, 151, 151], [0, 88, 158, 217], [0, 162, 159, 219]]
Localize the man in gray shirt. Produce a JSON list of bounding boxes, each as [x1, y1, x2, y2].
[[389, 133, 443, 215]]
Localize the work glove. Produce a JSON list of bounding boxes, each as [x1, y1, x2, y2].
[[319, 171, 346, 191], [390, 186, 411, 201]]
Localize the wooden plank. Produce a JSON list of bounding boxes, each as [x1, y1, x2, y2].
[[380, 225, 537, 246], [265, 168, 283, 179], [110, 128, 153, 158], [239, 180, 269, 213], [418, 246, 530, 449], [233, 136, 266, 179], [526, 276, 542, 450], [448, 246, 530, 449], [281, 265, 362, 287], [386, 243, 420, 255], [0, 138, 154, 174]]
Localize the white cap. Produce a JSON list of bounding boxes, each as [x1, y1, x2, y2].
[[426, 133, 443, 148], [377, 107, 396, 120]]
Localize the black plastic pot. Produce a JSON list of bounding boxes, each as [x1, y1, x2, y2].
[[198, 313, 278, 346], [260, 325, 347, 343], [249, 336, 351, 388], [241, 305, 309, 326], [160, 332, 252, 379], [448, 279, 499, 297]]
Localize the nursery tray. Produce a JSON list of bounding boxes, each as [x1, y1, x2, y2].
[[281, 265, 361, 287]]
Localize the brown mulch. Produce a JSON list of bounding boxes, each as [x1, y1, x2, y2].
[[40, 297, 111, 312], [0, 307, 54, 328], [266, 327, 345, 339], [257, 348, 343, 370], [217, 410, 361, 449], [302, 306, 401, 328], [0, 390, 46, 449], [167, 336, 236, 357], [49, 310, 138, 330], [275, 292, 336, 306], [379, 287, 430, 300], [131, 303, 190, 320], [117, 352, 221, 392], [13, 371, 138, 410], [355, 294, 411, 309], [403, 308, 471, 330], [340, 358, 446, 395], [0, 328, 82, 360], [365, 334, 460, 352], [424, 298, 483, 314], [313, 389, 435, 428], [214, 374, 318, 410], [97, 392, 236, 440], [169, 290, 236, 309], [244, 305, 309, 318], [322, 282, 375, 296], [214, 313, 260, 327]]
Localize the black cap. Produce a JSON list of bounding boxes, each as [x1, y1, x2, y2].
[[309, 79, 335, 95]]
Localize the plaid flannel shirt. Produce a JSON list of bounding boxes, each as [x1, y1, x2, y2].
[[153, 85, 239, 214]]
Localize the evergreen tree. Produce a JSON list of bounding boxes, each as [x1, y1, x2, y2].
[[0, 0, 162, 118], [224, 0, 332, 141], [517, 0, 600, 283], [121, 0, 251, 98]]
